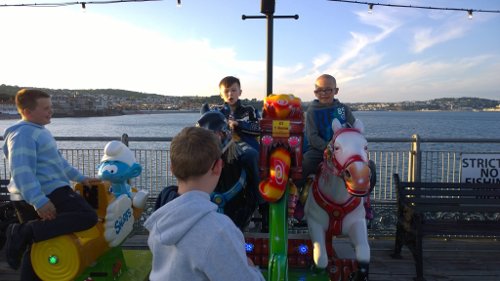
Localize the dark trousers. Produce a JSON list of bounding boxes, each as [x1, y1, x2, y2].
[[15, 186, 98, 280], [238, 142, 264, 204], [29, 186, 97, 242], [296, 148, 324, 189]]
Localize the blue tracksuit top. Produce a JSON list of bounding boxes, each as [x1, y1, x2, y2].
[[3, 120, 85, 210]]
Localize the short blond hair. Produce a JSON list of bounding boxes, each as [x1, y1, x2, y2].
[[170, 127, 221, 181]]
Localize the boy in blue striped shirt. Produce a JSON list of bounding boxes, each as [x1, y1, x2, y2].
[[2, 89, 98, 280]]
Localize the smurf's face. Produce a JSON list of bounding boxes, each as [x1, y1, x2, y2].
[[98, 161, 131, 182]]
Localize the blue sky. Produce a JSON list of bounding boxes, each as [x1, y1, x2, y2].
[[1, 0, 499, 102]]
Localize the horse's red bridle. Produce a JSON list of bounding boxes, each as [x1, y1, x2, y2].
[[325, 128, 367, 177]]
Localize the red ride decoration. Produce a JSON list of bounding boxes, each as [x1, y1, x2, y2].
[[258, 147, 291, 202]]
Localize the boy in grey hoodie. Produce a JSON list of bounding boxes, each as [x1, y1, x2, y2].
[[144, 127, 264, 281]]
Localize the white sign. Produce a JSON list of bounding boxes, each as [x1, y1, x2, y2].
[[461, 153, 500, 184]]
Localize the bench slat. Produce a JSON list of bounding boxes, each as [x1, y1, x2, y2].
[[402, 197, 500, 205], [412, 204, 500, 211], [1, 179, 11, 202], [400, 189, 500, 197], [396, 181, 500, 189]]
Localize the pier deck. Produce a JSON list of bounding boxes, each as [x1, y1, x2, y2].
[[1, 235, 499, 281]]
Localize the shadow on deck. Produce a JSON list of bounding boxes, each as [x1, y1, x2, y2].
[[1, 235, 499, 281]]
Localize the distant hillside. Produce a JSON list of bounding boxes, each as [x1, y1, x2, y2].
[[0, 84, 156, 101], [348, 97, 500, 111], [1, 84, 498, 112]]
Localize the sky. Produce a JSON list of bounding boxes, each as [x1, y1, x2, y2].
[[1, 0, 499, 102]]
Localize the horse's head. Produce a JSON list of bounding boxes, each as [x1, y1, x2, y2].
[[323, 119, 371, 196]]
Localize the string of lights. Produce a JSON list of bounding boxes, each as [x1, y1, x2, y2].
[[0, 0, 167, 8], [327, 0, 500, 19], [1, 0, 499, 19]]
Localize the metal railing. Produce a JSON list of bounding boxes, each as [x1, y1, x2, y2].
[[2, 134, 499, 236], [1, 134, 499, 200]]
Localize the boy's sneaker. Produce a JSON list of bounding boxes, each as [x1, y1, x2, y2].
[[5, 223, 29, 270]]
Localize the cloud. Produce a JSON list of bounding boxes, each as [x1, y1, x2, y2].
[[411, 14, 473, 53], [282, 7, 500, 103], [310, 10, 400, 101], [1, 3, 498, 104], [312, 54, 331, 71], [0, 7, 265, 98], [343, 54, 500, 102]]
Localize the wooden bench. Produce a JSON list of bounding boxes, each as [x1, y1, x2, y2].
[[0, 179, 19, 249], [390, 174, 500, 281], [0, 179, 10, 204]]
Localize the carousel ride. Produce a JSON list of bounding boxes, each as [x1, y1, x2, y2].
[[21, 94, 373, 281], [244, 93, 373, 281]]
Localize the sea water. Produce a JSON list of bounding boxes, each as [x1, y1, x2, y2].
[[1, 111, 499, 151]]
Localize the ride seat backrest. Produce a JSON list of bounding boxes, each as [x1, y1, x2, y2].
[[81, 184, 99, 209], [13, 201, 39, 223]]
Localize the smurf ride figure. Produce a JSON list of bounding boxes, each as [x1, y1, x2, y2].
[[97, 141, 148, 246], [98, 140, 142, 198]]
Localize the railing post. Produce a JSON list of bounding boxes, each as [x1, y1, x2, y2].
[[409, 134, 421, 182], [121, 134, 129, 146]]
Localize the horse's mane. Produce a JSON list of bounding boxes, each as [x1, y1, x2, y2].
[[222, 140, 241, 164]]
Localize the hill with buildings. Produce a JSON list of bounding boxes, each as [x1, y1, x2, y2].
[[1, 85, 498, 118]]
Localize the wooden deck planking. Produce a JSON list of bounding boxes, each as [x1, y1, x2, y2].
[[1, 235, 499, 281]]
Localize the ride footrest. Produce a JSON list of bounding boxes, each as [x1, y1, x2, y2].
[[328, 258, 358, 281], [245, 237, 314, 269]]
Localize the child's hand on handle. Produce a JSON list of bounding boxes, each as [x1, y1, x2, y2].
[[37, 200, 57, 220]]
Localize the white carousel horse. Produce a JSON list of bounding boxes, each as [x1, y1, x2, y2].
[[304, 118, 372, 280]]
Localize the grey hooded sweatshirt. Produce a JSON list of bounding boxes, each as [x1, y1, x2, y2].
[[144, 190, 265, 281]]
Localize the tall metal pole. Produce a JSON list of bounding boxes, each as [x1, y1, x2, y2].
[[266, 13, 274, 96], [243, 3, 299, 280], [261, 0, 275, 96]]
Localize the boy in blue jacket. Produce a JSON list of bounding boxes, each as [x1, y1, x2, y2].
[[204, 76, 268, 231], [209, 76, 261, 151]]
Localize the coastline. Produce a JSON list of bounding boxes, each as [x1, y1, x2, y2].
[[122, 109, 199, 115], [0, 110, 200, 120], [0, 113, 19, 120], [3, 109, 498, 121]]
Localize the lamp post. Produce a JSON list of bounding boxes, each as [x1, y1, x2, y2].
[[242, 0, 298, 97], [243, 3, 299, 280]]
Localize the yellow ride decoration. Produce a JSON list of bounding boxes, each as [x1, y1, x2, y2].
[[30, 181, 146, 281]]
